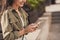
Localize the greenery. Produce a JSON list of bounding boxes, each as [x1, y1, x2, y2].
[[27, 0, 45, 8]]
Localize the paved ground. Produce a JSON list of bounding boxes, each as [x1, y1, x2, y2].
[[48, 23, 60, 40]]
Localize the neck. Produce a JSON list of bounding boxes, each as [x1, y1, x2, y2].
[[12, 3, 19, 10]]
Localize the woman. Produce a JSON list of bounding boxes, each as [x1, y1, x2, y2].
[[1, 0, 37, 40]]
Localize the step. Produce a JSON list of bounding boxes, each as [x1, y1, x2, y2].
[[45, 4, 60, 12], [52, 12, 60, 23], [52, 16, 60, 18], [52, 17, 60, 20], [55, 0, 60, 4], [52, 12, 60, 17], [52, 20, 60, 24], [43, 12, 52, 16], [52, 15, 60, 17]]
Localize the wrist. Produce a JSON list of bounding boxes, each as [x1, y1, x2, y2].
[[19, 29, 25, 36], [24, 28, 29, 34]]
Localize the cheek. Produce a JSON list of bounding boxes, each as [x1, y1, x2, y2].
[[19, 0, 22, 2], [19, 0, 26, 3], [15, 0, 20, 5], [24, 0, 26, 2]]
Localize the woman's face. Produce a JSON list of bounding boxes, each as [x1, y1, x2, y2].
[[14, 0, 26, 7]]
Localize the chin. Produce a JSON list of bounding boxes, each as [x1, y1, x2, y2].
[[20, 5, 24, 7]]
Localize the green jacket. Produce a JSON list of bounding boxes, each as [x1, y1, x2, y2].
[[1, 7, 28, 40]]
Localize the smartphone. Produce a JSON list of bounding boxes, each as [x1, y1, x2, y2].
[[35, 20, 45, 28]]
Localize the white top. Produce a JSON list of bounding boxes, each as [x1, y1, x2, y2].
[[20, 16, 25, 27]]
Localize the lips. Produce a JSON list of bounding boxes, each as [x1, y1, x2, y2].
[[20, 2, 24, 5]]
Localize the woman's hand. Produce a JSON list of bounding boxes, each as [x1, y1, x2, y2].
[[18, 28, 25, 36], [18, 23, 38, 36], [24, 23, 37, 34]]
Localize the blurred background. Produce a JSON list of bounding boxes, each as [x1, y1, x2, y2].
[[0, 0, 60, 40]]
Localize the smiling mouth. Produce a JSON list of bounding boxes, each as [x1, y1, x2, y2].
[[20, 2, 24, 5]]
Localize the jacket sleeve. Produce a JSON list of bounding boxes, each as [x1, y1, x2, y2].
[[1, 10, 21, 40]]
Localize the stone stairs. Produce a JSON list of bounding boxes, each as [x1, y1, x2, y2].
[[45, 4, 60, 24], [52, 12, 60, 23], [45, 0, 60, 40]]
